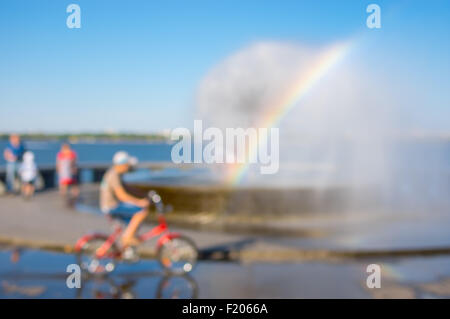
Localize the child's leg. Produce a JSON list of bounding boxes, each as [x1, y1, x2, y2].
[[22, 183, 32, 198], [121, 209, 149, 246], [71, 184, 80, 198], [29, 184, 35, 197], [59, 183, 67, 196]]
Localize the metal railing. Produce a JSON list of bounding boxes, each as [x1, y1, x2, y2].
[[0, 161, 202, 191]]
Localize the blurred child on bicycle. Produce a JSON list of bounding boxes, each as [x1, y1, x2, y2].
[[100, 151, 149, 247]]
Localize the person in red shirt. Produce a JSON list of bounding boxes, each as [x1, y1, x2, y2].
[[56, 143, 80, 199]]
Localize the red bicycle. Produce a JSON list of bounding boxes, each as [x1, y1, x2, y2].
[[74, 191, 198, 275]]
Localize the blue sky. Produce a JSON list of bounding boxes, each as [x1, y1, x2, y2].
[[0, 0, 449, 133]]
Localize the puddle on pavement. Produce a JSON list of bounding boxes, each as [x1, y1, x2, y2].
[[1, 246, 450, 298]]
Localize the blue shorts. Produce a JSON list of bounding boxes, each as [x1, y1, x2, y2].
[[107, 202, 142, 223]]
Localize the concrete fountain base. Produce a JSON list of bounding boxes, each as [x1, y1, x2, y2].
[[130, 183, 384, 216]]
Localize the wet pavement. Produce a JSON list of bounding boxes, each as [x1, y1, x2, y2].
[[2, 188, 450, 298], [0, 189, 249, 256], [3, 188, 450, 262], [248, 210, 450, 253], [2, 246, 450, 298]]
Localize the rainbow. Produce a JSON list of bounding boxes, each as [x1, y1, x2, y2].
[[226, 41, 352, 185]]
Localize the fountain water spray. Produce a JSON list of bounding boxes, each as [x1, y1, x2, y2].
[[191, 41, 448, 214]]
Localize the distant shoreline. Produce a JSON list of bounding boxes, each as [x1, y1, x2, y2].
[[0, 133, 171, 143], [1, 133, 449, 144]]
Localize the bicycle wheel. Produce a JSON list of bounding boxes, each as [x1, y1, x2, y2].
[[157, 235, 198, 274], [76, 235, 120, 275], [156, 274, 199, 299]]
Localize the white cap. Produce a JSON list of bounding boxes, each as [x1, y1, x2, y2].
[[23, 151, 34, 162], [112, 151, 138, 166]]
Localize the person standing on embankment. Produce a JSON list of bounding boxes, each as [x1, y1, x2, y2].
[[3, 134, 26, 195]]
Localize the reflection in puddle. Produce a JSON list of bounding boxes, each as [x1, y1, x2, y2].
[[76, 273, 198, 299], [364, 258, 450, 299], [0, 246, 197, 299], [2, 281, 47, 297], [2, 246, 450, 298]]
